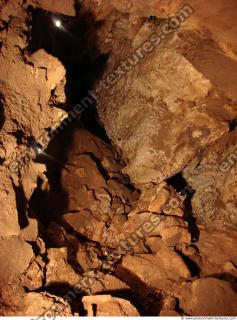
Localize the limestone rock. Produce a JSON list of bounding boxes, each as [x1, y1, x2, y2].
[[62, 210, 106, 243], [95, 21, 237, 186], [76, 250, 101, 272], [23, 292, 72, 317], [46, 247, 81, 286], [181, 278, 237, 316], [82, 295, 140, 316], [118, 248, 191, 290], [135, 185, 170, 213], [183, 129, 237, 227], [160, 226, 191, 246], [195, 229, 237, 277], [0, 168, 20, 237], [89, 273, 129, 295], [20, 256, 44, 291], [25, 0, 76, 16], [62, 154, 107, 190], [0, 236, 33, 284]]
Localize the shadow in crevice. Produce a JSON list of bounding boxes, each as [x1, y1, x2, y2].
[[176, 249, 200, 277], [40, 281, 87, 315], [166, 171, 200, 242], [27, 4, 110, 226], [115, 266, 165, 316], [13, 184, 29, 229], [27, 5, 109, 139], [0, 94, 5, 130]]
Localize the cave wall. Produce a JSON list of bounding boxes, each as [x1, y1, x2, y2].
[[0, 0, 237, 316]]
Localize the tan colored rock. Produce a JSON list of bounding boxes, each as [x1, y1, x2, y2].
[[104, 211, 188, 248], [63, 210, 106, 243], [145, 236, 167, 252], [195, 229, 237, 276], [63, 154, 107, 190], [0, 236, 33, 284], [0, 279, 26, 311], [89, 273, 129, 295], [0, 168, 20, 237], [181, 278, 237, 316], [82, 295, 139, 316], [223, 261, 237, 277], [137, 185, 170, 213], [95, 19, 237, 186], [20, 256, 44, 291], [81, 0, 237, 60], [46, 248, 81, 286], [20, 214, 38, 241], [25, 0, 76, 16], [160, 226, 191, 246], [24, 292, 72, 317], [183, 129, 237, 227], [76, 250, 101, 272], [119, 247, 190, 290]]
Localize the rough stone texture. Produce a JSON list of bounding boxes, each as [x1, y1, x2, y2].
[[118, 248, 191, 288], [195, 228, 237, 277], [0, 236, 33, 284], [183, 129, 237, 227], [82, 0, 237, 59], [0, 167, 20, 237], [89, 274, 129, 295], [23, 292, 72, 317], [95, 19, 237, 187], [25, 0, 76, 17], [0, 279, 26, 315], [20, 256, 45, 291], [0, 4, 66, 164], [46, 247, 81, 286], [181, 278, 237, 316], [82, 295, 140, 316], [0, 0, 237, 317]]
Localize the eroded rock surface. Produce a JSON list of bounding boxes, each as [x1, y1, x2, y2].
[[0, 0, 237, 317], [82, 295, 140, 316]]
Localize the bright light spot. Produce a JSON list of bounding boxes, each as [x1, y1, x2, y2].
[[54, 19, 62, 28], [34, 144, 43, 155]]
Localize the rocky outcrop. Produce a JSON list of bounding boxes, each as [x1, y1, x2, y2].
[[180, 278, 237, 316], [82, 295, 140, 316], [95, 18, 237, 187], [0, 0, 237, 317]]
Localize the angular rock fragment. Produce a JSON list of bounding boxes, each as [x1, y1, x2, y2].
[[89, 273, 130, 295], [95, 21, 237, 186], [181, 278, 237, 316], [183, 129, 237, 227], [24, 292, 72, 317], [135, 184, 170, 213], [0, 236, 33, 284], [63, 210, 106, 243], [0, 168, 20, 237], [82, 295, 139, 316], [117, 247, 191, 291], [195, 229, 237, 276], [76, 249, 101, 272], [160, 226, 191, 246], [46, 247, 81, 287], [0, 279, 26, 315], [20, 256, 45, 291], [26, 0, 76, 16]]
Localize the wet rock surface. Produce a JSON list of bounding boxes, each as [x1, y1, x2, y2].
[[0, 0, 237, 317]]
